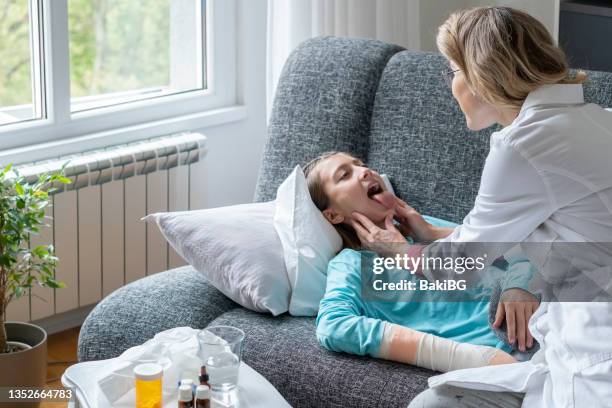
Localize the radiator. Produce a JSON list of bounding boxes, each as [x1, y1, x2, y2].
[[4, 133, 206, 332]]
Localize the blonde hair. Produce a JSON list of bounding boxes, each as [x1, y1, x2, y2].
[[437, 6, 587, 110], [303, 152, 362, 250]]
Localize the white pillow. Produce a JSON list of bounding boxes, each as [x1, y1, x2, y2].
[[274, 166, 343, 316], [381, 174, 395, 195], [144, 202, 290, 315]]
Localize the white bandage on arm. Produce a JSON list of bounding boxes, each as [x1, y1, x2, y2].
[[416, 332, 498, 372], [378, 323, 498, 372], [378, 322, 395, 359]]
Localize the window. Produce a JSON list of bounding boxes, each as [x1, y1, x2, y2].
[[68, 0, 205, 112], [0, 0, 45, 126], [0, 0, 238, 159]]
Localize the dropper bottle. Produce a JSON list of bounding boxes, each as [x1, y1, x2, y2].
[[195, 385, 211, 408], [178, 384, 194, 408], [179, 378, 195, 393], [199, 365, 210, 388]]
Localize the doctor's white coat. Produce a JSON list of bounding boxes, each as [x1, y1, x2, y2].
[[426, 84, 612, 407]]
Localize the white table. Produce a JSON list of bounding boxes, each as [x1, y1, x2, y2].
[[62, 359, 291, 408]]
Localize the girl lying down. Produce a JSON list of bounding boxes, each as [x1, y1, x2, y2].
[[303, 151, 539, 372]]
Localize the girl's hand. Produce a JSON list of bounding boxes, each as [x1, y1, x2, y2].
[[350, 212, 410, 257], [493, 288, 539, 352], [393, 198, 451, 242]]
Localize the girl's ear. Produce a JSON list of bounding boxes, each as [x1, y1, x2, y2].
[[323, 208, 344, 225]]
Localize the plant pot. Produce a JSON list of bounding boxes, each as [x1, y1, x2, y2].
[[0, 321, 47, 408]]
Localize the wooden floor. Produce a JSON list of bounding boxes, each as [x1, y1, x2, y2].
[[41, 326, 80, 408]]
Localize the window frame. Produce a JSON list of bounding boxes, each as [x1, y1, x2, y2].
[[0, 0, 46, 126], [0, 0, 239, 162]]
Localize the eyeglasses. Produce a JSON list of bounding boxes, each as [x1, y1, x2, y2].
[[442, 69, 460, 87]]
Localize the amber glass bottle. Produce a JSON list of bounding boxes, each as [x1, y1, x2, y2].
[[178, 384, 194, 408], [195, 385, 211, 408]]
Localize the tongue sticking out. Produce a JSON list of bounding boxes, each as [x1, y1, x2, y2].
[[371, 191, 396, 210]]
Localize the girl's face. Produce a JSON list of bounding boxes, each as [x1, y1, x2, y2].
[[449, 61, 501, 131], [316, 153, 396, 226]]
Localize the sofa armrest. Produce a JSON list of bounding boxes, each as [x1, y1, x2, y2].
[[78, 265, 238, 362]]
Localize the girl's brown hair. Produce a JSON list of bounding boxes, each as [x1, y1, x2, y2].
[[303, 152, 361, 250], [437, 6, 586, 110]]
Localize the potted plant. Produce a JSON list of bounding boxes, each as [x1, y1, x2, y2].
[[0, 164, 69, 403]]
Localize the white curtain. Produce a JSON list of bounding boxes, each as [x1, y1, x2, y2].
[[266, 0, 421, 117]]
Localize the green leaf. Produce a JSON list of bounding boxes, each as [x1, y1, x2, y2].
[[15, 182, 24, 195], [56, 176, 72, 184], [33, 245, 50, 258], [45, 279, 66, 289]]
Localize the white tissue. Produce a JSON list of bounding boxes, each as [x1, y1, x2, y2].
[[97, 326, 227, 404]]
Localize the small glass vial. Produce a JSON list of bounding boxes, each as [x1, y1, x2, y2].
[[180, 378, 195, 393], [178, 384, 194, 408], [195, 385, 211, 408], [199, 366, 210, 388], [134, 363, 163, 408]]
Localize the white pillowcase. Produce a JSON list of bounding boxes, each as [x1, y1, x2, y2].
[[144, 201, 290, 316], [381, 174, 395, 195], [274, 166, 343, 316]]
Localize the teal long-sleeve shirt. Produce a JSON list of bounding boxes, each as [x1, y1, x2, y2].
[[315, 216, 534, 358]]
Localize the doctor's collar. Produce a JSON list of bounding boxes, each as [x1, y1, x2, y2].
[[519, 83, 584, 114]]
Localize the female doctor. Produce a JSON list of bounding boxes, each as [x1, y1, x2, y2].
[[349, 6, 612, 408]]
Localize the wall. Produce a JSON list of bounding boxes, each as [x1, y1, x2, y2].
[[489, 0, 559, 38], [418, 0, 561, 52], [419, 0, 473, 52], [191, 0, 268, 209]]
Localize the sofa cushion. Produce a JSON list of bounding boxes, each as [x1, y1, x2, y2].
[[254, 36, 404, 203], [209, 308, 434, 408], [78, 266, 238, 362], [366, 51, 497, 223], [581, 69, 612, 108], [367, 54, 612, 223]]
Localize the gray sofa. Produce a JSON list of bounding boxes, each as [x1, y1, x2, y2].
[[78, 37, 612, 407]]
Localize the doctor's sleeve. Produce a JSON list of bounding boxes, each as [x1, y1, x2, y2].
[[423, 137, 556, 279], [315, 260, 386, 358], [500, 246, 535, 293]]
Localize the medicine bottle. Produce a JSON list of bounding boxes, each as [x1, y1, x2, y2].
[[134, 363, 163, 408], [180, 378, 195, 393], [178, 384, 194, 408], [199, 366, 210, 388], [195, 385, 211, 408]]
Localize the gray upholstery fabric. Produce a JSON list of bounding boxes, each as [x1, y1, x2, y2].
[[78, 37, 612, 407], [367, 51, 499, 222], [254, 36, 404, 202], [210, 308, 434, 408], [581, 69, 612, 107], [78, 266, 238, 361], [488, 285, 539, 358], [366, 56, 612, 223]]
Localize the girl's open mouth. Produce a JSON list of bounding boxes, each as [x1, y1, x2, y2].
[[367, 183, 395, 209]]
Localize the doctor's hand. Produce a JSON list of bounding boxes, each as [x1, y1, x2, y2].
[[350, 212, 410, 258], [393, 197, 453, 242], [493, 288, 540, 352]]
